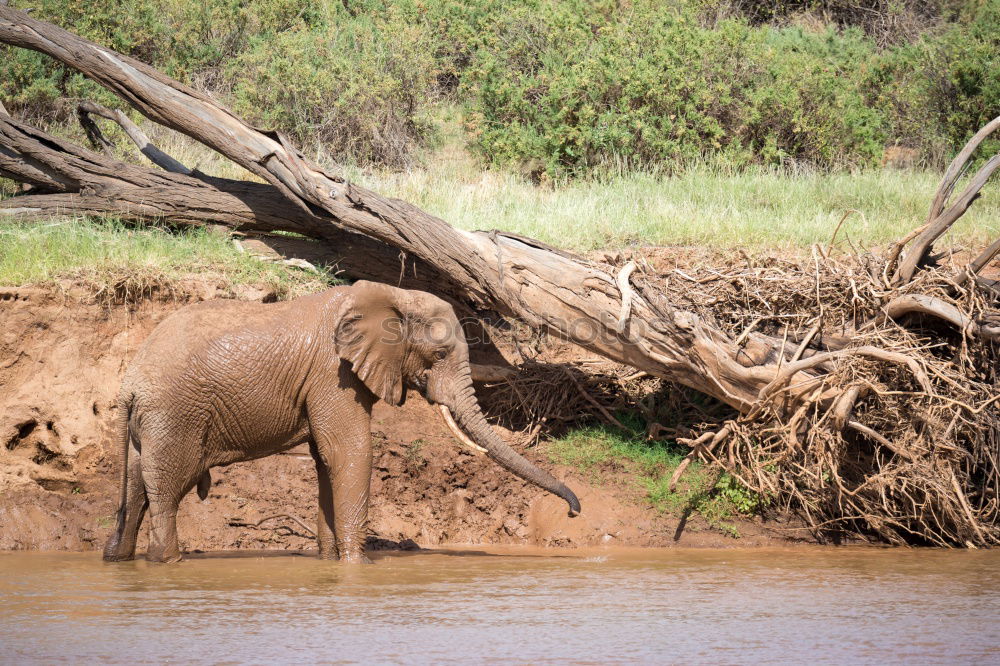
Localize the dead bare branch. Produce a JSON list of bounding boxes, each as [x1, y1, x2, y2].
[[884, 293, 1000, 341], [894, 115, 1000, 284], [76, 100, 190, 174], [669, 426, 732, 493], [229, 513, 316, 537]]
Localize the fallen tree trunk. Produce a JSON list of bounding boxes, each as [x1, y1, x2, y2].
[[0, 111, 457, 292], [1, 5, 999, 547]]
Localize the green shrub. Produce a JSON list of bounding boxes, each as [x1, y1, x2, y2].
[[225, 10, 437, 167], [866, 1, 1000, 162], [461, 2, 892, 177], [0, 0, 996, 174], [0, 0, 332, 120]]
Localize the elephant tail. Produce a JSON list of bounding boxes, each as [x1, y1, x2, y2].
[[103, 390, 134, 562]]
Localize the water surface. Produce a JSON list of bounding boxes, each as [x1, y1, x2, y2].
[[2, 547, 999, 664]]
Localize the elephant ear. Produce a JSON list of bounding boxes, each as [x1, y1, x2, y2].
[[334, 281, 407, 406]]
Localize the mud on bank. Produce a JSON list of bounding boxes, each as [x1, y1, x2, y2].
[[0, 279, 785, 553]]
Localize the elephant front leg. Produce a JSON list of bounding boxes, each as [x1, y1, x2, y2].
[[332, 443, 373, 564], [308, 440, 338, 560], [314, 431, 372, 564], [307, 381, 375, 564]]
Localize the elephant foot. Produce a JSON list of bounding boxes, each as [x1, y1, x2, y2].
[[103, 532, 138, 562], [341, 552, 373, 565], [103, 553, 136, 563], [316, 548, 340, 561], [145, 549, 183, 564], [103, 539, 136, 563]]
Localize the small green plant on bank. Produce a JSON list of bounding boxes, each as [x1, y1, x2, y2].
[[544, 423, 767, 536], [404, 439, 427, 467], [0, 217, 339, 295]]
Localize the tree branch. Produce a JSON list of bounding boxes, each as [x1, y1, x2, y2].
[[884, 293, 1000, 341], [0, 5, 808, 413], [75, 100, 192, 175], [893, 115, 1000, 284]]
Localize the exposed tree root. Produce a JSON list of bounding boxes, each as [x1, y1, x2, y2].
[[635, 243, 1000, 546]]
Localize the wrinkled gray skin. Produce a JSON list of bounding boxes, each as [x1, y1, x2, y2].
[[103, 281, 580, 564]]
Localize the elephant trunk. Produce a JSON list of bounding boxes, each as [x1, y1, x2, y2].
[[443, 378, 580, 517]]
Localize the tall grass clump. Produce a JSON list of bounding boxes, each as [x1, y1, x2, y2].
[[343, 159, 999, 250]]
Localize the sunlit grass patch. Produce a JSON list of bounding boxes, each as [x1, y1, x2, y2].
[[349, 165, 998, 251], [0, 216, 338, 296], [10, 118, 996, 255]]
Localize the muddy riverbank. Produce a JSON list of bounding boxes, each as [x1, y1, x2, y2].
[[0, 280, 785, 554]]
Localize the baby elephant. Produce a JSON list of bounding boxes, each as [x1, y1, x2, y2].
[[103, 281, 579, 563]]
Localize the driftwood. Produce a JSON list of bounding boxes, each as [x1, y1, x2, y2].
[[1, 5, 999, 546]]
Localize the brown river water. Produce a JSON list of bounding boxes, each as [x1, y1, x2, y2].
[[2, 546, 999, 664]]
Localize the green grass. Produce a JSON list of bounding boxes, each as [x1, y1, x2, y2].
[[0, 217, 336, 293], [312, 108, 1000, 250], [10, 164, 988, 253], [350, 164, 999, 251], [545, 424, 765, 536], [3, 112, 996, 292]]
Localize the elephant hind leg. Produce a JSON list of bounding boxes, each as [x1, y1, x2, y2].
[[103, 447, 148, 562], [142, 446, 201, 564]]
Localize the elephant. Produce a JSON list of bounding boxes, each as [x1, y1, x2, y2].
[[102, 280, 580, 563]]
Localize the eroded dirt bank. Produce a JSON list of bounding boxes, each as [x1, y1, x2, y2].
[[0, 281, 785, 553]]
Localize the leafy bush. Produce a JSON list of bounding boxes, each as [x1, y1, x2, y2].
[[0, 0, 996, 174], [866, 1, 1000, 163], [0, 0, 331, 119], [0, 0, 443, 167], [226, 10, 438, 167], [461, 2, 889, 176]]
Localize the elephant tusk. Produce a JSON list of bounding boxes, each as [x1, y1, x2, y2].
[[438, 405, 488, 456]]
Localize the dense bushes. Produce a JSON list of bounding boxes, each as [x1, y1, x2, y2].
[[866, 1, 1000, 162], [462, 6, 888, 175], [461, 0, 998, 176], [0, 0, 996, 174], [226, 10, 437, 166]]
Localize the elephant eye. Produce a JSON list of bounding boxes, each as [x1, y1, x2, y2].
[[433, 348, 448, 361]]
